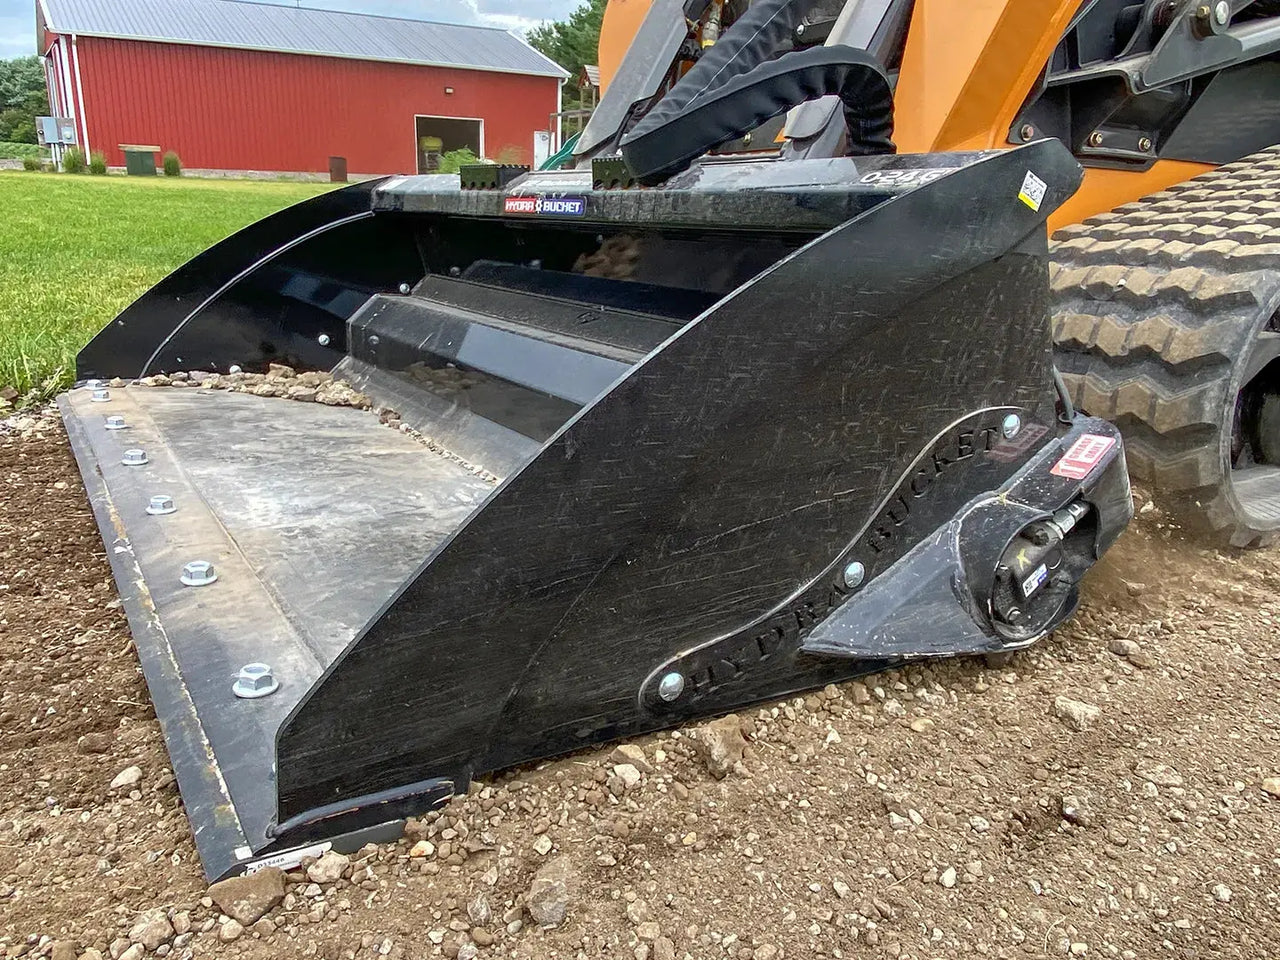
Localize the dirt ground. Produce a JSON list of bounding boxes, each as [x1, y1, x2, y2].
[[3, 409, 1279, 960]]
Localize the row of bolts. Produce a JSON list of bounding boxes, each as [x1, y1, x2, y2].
[[88, 382, 278, 699]]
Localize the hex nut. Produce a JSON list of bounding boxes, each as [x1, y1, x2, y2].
[[146, 495, 176, 516], [91, 388, 111, 403], [104, 415, 128, 430], [121, 449, 149, 467], [180, 560, 217, 587], [233, 663, 279, 699]]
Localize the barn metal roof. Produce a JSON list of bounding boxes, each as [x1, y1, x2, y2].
[[40, 0, 570, 78]]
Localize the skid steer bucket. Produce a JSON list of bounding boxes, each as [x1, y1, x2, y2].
[[59, 139, 1132, 880]]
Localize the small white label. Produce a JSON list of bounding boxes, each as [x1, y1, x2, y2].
[[244, 840, 332, 874], [1021, 562, 1049, 599], [1018, 171, 1047, 211]]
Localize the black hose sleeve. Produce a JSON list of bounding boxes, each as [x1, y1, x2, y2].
[[643, 0, 813, 129], [621, 45, 895, 185]]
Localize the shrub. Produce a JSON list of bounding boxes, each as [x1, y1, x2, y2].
[[88, 150, 107, 175], [437, 147, 480, 175], [21, 156, 40, 171], [162, 151, 182, 176], [62, 147, 86, 173]]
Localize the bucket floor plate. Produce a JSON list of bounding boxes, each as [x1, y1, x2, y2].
[[59, 386, 495, 877]]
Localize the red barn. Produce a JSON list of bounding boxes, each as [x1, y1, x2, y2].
[[35, 0, 568, 175]]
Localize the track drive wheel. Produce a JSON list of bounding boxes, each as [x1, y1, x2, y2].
[[1050, 147, 1280, 547]]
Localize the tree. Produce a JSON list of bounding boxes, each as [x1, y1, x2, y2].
[[527, 0, 607, 110], [0, 57, 48, 144]]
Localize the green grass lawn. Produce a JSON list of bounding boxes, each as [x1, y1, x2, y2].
[[0, 171, 335, 401]]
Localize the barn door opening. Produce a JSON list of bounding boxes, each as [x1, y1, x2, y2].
[[416, 116, 483, 172]]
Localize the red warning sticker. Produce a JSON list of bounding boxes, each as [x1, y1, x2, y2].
[[1051, 433, 1116, 480]]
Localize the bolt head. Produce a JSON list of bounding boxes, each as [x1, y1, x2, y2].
[[1138, 136, 1153, 152], [180, 560, 217, 586], [843, 561, 866, 589], [91, 388, 111, 403], [1087, 131, 1104, 148], [398, 283, 411, 295], [1214, 0, 1229, 24], [233, 662, 279, 699], [228, 364, 242, 374], [146, 494, 176, 516], [657, 672, 685, 702], [318, 333, 332, 346], [1002, 413, 1022, 440], [1020, 124, 1036, 142], [104, 415, 127, 430], [121, 448, 148, 467]]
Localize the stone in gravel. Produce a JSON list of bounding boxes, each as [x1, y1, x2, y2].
[[1107, 638, 1141, 658], [939, 866, 957, 888], [267, 364, 296, 380], [626, 900, 650, 925], [410, 839, 435, 857], [129, 908, 173, 950], [533, 834, 553, 856], [610, 743, 654, 773], [457, 944, 479, 960], [81, 950, 105, 960], [613, 763, 642, 789], [218, 920, 244, 943], [1261, 777, 1280, 797], [832, 878, 851, 899], [526, 855, 574, 927], [636, 922, 661, 942], [1052, 696, 1100, 731], [117, 946, 144, 960], [1135, 760, 1183, 787], [691, 714, 750, 779], [467, 893, 492, 927], [307, 851, 349, 883], [49, 943, 76, 960], [109, 765, 143, 790], [470, 928, 494, 947], [75, 733, 111, 754], [1060, 794, 1095, 827], [286, 385, 318, 402], [653, 937, 676, 960], [754, 946, 780, 960], [208, 866, 285, 925]]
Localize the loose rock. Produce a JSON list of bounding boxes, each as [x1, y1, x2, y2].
[[610, 743, 654, 773], [75, 733, 111, 755], [218, 920, 244, 943], [129, 908, 173, 950], [307, 851, 349, 884], [690, 714, 749, 779], [1052, 696, 1100, 732], [208, 867, 286, 925], [109, 766, 143, 790], [526, 855, 574, 927]]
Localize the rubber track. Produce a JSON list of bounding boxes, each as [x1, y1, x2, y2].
[[1050, 145, 1280, 545]]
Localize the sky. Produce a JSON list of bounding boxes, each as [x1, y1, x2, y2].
[[0, 0, 583, 60]]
